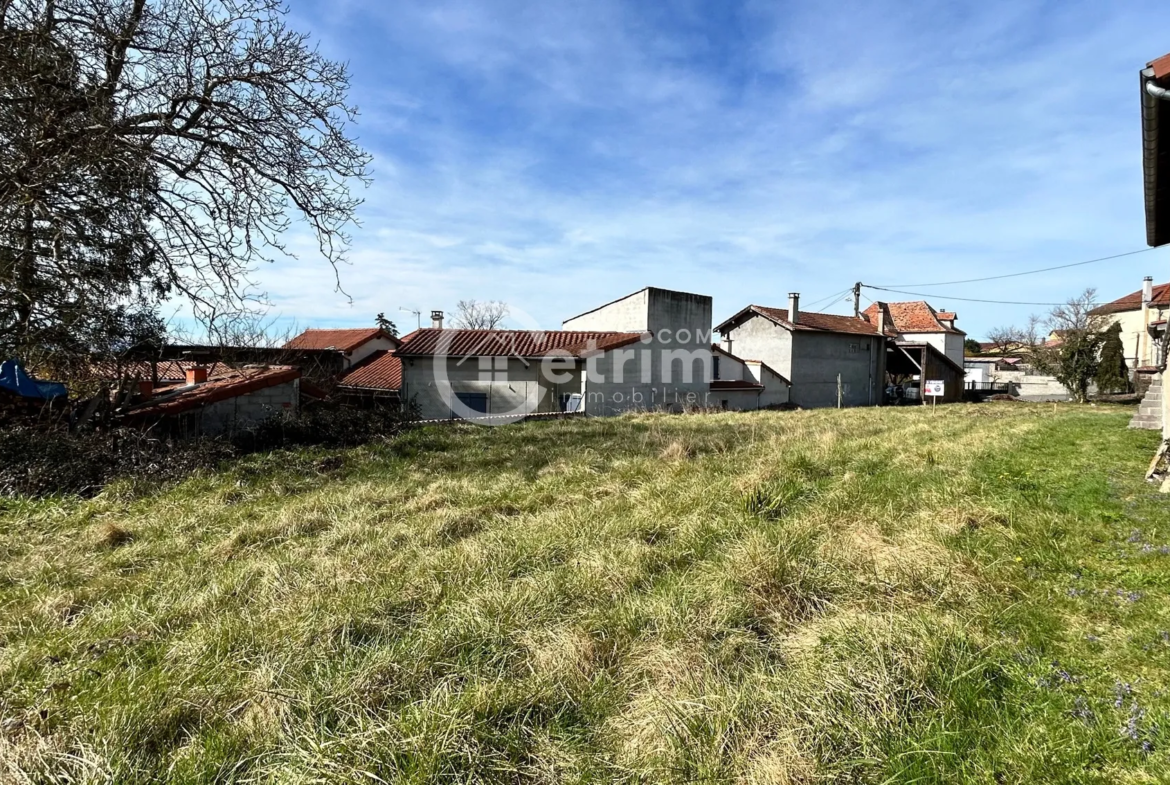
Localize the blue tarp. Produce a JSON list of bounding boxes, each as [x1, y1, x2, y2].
[[0, 360, 67, 400]]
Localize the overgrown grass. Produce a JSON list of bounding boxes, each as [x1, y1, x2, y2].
[[0, 404, 1167, 783]]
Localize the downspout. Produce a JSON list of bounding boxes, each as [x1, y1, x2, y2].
[[1148, 80, 1170, 101]]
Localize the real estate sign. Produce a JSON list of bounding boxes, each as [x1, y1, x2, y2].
[[924, 380, 945, 397]]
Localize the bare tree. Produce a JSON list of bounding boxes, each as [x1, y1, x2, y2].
[[452, 299, 509, 330], [0, 0, 371, 367], [985, 325, 1025, 356], [1031, 288, 1108, 403]]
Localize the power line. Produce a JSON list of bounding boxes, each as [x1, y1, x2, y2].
[[861, 284, 1063, 306], [797, 287, 851, 311], [815, 288, 855, 312], [874, 247, 1158, 288]]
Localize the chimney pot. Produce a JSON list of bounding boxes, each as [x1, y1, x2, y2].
[[1143, 276, 1154, 304], [788, 292, 800, 324], [431, 310, 444, 329], [186, 367, 208, 385]]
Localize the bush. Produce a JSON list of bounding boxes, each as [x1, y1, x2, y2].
[[0, 404, 414, 498]]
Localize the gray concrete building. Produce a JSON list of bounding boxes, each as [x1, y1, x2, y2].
[[396, 287, 790, 419], [716, 294, 887, 409]]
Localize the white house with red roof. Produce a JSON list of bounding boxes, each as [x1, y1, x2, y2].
[[861, 301, 966, 367], [716, 294, 888, 409], [1089, 276, 1169, 373]]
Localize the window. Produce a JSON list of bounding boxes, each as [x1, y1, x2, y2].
[[713, 356, 721, 380], [721, 399, 729, 410], [561, 393, 584, 413]]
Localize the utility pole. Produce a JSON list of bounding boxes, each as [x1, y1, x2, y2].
[[853, 282, 862, 318]]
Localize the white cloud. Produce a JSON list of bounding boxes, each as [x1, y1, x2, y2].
[[248, 0, 1170, 340]]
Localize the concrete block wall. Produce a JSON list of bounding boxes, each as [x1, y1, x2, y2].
[[198, 379, 299, 435], [790, 331, 884, 408]]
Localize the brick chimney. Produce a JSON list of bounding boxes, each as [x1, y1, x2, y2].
[[788, 293, 800, 324], [876, 303, 887, 336], [431, 310, 444, 329], [138, 380, 153, 400], [1143, 276, 1154, 304], [186, 366, 208, 385]]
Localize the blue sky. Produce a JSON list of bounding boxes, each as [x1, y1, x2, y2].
[[254, 0, 1170, 339]]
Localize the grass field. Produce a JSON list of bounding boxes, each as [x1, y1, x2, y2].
[[1, 404, 1169, 783]]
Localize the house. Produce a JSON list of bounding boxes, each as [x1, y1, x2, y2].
[[1138, 52, 1170, 436], [283, 327, 400, 370], [715, 294, 887, 409], [121, 365, 300, 437], [392, 287, 787, 420], [1088, 276, 1168, 379], [335, 350, 403, 404], [861, 301, 966, 367], [395, 327, 645, 419], [710, 344, 791, 410]]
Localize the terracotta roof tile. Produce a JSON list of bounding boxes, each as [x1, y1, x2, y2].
[[861, 301, 963, 334], [337, 351, 402, 391], [1151, 53, 1170, 80], [85, 359, 228, 384], [123, 366, 300, 419], [395, 329, 645, 358], [284, 328, 397, 353], [1089, 281, 1170, 315], [743, 306, 885, 336]]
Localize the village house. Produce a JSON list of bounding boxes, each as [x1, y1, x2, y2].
[[283, 327, 400, 370], [392, 287, 789, 419], [861, 300, 966, 403], [710, 344, 792, 410], [1088, 276, 1168, 389], [715, 294, 886, 409], [121, 365, 301, 438], [335, 350, 403, 404], [861, 301, 965, 366]]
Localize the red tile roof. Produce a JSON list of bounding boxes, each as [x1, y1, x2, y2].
[[861, 301, 963, 335], [1089, 281, 1170, 315], [122, 366, 300, 419], [1152, 53, 1170, 80], [85, 359, 228, 384], [284, 328, 398, 353], [717, 305, 884, 336], [395, 329, 646, 358], [337, 351, 402, 391]]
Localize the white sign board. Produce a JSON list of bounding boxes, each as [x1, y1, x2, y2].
[[924, 380, 945, 397]]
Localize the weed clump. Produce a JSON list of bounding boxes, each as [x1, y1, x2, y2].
[[743, 477, 810, 519]]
